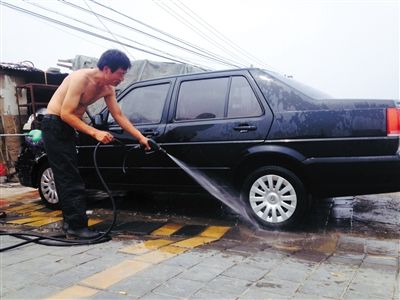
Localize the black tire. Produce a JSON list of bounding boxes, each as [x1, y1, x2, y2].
[[37, 162, 60, 209], [241, 166, 307, 229]]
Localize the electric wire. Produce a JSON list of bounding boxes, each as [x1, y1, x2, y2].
[[155, 0, 250, 67], [175, 0, 274, 70], [17, 0, 111, 53], [58, 0, 243, 68], [1, 1, 207, 67], [83, 0, 135, 60], [23, 0, 210, 69], [86, 0, 245, 68]]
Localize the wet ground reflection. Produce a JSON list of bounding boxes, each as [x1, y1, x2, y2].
[[87, 190, 400, 239]]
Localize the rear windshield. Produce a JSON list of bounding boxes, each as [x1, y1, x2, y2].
[[262, 70, 332, 99]]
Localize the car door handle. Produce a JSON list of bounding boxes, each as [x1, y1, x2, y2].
[[233, 124, 257, 132], [143, 129, 159, 137]]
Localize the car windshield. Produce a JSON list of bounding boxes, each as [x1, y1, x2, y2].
[[262, 70, 332, 99]]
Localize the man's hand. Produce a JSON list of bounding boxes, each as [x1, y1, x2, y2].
[[94, 130, 114, 144], [139, 137, 150, 150]]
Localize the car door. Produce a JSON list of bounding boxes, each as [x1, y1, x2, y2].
[[162, 70, 274, 187], [77, 79, 174, 188]]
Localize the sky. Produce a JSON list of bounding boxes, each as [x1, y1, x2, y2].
[[0, 0, 399, 99]]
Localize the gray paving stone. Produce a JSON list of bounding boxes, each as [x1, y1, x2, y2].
[[292, 249, 329, 263], [249, 249, 289, 261], [198, 252, 246, 269], [327, 253, 364, 266], [224, 243, 262, 256], [152, 277, 204, 298], [264, 265, 312, 283], [109, 275, 164, 298], [363, 254, 398, 266], [36, 260, 76, 275], [1, 245, 49, 267], [293, 292, 335, 299], [190, 288, 236, 299], [345, 281, 396, 299], [139, 292, 180, 299], [342, 289, 389, 299], [91, 290, 130, 299], [2, 283, 60, 299], [351, 268, 398, 289], [1, 283, 58, 299], [241, 255, 281, 271], [298, 279, 348, 299], [3, 254, 75, 276], [365, 239, 399, 256], [1, 271, 49, 295], [202, 275, 251, 296], [37, 267, 101, 289], [64, 256, 126, 281], [164, 249, 215, 268], [58, 253, 99, 266], [253, 277, 300, 296], [135, 263, 185, 281], [337, 235, 365, 253], [307, 262, 355, 283], [222, 263, 268, 281], [19, 242, 97, 258], [177, 264, 225, 282], [239, 286, 291, 299]]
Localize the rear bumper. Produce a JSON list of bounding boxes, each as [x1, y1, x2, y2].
[[304, 154, 400, 196]]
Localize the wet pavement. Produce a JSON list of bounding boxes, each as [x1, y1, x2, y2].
[[1, 183, 399, 299]]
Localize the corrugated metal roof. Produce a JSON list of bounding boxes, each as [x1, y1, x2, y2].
[[0, 62, 44, 73]]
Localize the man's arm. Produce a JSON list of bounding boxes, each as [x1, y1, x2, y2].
[[105, 91, 150, 149], [60, 73, 114, 144]]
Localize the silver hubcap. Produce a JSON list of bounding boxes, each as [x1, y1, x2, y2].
[[40, 168, 58, 204], [249, 174, 297, 224]]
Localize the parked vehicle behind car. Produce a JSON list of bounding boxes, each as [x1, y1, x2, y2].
[[16, 68, 400, 228]]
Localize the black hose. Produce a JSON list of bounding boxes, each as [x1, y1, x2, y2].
[[0, 141, 118, 252]]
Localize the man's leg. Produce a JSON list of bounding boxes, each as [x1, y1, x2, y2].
[[42, 117, 88, 229]]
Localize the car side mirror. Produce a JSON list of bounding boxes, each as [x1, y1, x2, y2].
[[94, 114, 106, 129]]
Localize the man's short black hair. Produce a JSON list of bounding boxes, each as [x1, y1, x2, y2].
[[97, 49, 131, 72]]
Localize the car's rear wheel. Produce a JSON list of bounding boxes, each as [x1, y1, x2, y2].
[[241, 166, 307, 228], [37, 162, 59, 209]]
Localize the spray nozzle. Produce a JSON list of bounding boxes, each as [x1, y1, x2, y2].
[[148, 139, 160, 151], [145, 138, 166, 154]]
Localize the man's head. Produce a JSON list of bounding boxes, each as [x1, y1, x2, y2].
[[97, 49, 131, 72]]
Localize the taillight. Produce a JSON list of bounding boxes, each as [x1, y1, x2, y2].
[[387, 107, 400, 136]]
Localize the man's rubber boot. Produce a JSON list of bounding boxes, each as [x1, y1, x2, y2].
[[62, 222, 100, 239], [65, 227, 101, 239]]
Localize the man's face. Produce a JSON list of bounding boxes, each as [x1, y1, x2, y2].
[[105, 67, 127, 86]]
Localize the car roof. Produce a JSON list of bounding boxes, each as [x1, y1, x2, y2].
[[130, 67, 262, 84]]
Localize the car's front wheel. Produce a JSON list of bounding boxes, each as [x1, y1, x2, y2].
[[37, 163, 59, 209], [241, 166, 307, 228]]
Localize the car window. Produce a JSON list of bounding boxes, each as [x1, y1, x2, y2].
[[108, 83, 170, 125], [228, 76, 262, 118], [176, 77, 229, 121]]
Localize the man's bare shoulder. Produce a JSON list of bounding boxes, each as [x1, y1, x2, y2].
[[68, 69, 95, 81]]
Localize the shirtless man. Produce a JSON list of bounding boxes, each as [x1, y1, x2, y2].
[[42, 49, 150, 239]]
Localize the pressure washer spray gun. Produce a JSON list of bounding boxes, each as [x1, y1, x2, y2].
[[0, 129, 43, 147], [147, 138, 166, 154]]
